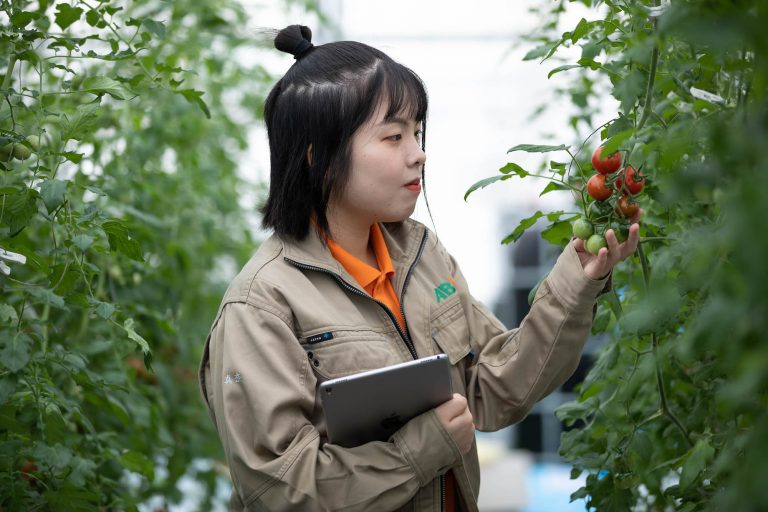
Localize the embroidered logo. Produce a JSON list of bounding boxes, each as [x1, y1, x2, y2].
[[434, 279, 457, 303]]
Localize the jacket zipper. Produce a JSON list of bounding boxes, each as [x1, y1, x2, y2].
[[440, 473, 446, 511], [284, 226, 428, 361]]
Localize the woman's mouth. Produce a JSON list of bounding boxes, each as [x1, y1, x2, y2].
[[405, 179, 421, 192]]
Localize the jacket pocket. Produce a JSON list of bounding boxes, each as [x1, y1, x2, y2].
[[301, 329, 401, 381], [430, 297, 471, 365]]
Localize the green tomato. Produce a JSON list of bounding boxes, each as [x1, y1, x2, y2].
[[585, 234, 607, 255], [26, 135, 41, 151], [572, 218, 594, 240], [12, 143, 32, 160], [609, 221, 629, 243], [0, 143, 13, 162]]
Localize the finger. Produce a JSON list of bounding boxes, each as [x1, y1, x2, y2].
[[621, 223, 641, 259], [630, 207, 644, 224], [604, 228, 621, 259], [573, 237, 586, 252], [596, 246, 609, 271]]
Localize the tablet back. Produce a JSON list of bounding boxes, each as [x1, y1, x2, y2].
[[320, 354, 452, 448]]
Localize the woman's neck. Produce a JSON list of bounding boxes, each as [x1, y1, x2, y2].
[[326, 211, 377, 268]]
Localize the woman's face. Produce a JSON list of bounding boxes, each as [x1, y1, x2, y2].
[[328, 101, 426, 227]]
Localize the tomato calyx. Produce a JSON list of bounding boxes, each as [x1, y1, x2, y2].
[[616, 165, 645, 194]]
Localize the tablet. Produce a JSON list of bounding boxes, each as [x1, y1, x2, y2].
[[320, 354, 452, 448]]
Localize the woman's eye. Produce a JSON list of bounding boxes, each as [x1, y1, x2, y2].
[[386, 134, 402, 142]]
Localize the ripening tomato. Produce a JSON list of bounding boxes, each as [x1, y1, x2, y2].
[[587, 174, 613, 201], [616, 194, 640, 218], [616, 166, 645, 194], [609, 221, 629, 243], [591, 146, 622, 175]]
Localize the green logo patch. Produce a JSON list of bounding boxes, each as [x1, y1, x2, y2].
[[434, 281, 456, 303]]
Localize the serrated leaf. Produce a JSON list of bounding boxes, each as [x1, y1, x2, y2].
[[63, 103, 101, 141], [463, 174, 510, 201], [502, 211, 544, 245], [178, 89, 211, 119], [539, 181, 570, 196], [680, 439, 715, 491], [67, 457, 97, 487], [523, 43, 553, 61], [101, 219, 143, 261], [499, 162, 529, 176], [81, 76, 130, 100], [548, 64, 581, 79], [40, 179, 67, 214], [123, 318, 150, 355], [571, 18, 589, 43], [0, 332, 32, 372], [72, 234, 94, 251], [27, 287, 68, 310], [11, 11, 41, 28], [55, 4, 84, 30], [508, 143, 570, 154], [93, 301, 115, 320], [541, 220, 573, 246]]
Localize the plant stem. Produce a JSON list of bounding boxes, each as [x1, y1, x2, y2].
[[637, 0, 660, 131], [637, 243, 694, 447]]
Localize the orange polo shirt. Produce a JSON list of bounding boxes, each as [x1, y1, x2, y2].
[[326, 223, 406, 331], [326, 223, 459, 512]]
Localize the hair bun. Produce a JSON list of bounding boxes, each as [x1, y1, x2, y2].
[[275, 25, 314, 60]]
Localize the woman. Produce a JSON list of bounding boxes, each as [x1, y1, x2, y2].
[[199, 24, 639, 511]]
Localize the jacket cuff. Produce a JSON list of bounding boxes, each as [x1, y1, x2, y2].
[[391, 409, 461, 487], [546, 241, 612, 313]]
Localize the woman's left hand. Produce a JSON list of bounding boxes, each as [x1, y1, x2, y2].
[[574, 211, 642, 280]]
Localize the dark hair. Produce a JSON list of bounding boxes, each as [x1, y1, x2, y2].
[[260, 24, 429, 241]]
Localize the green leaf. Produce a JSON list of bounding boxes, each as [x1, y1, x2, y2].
[[85, 9, 100, 27], [548, 64, 581, 79], [600, 129, 633, 157], [72, 234, 95, 251], [40, 179, 67, 214], [571, 18, 589, 43], [463, 174, 510, 201], [141, 19, 166, 40], [27, 287, 68, 310], [10, 11, 41, 28], [0, 332, 32, 372], [539, 181, 570, 196], [502, 211, 544, 245], [613, 68, 646, 116], [63, 103, 101, 141], [120, 450, 155, 480], [523, 43, 554, 61], [123, 318, 150, 355], [178, 89, 211, 119], [0, 377, 16, 406], [507, 143, 570, 154], [499, 162, 529, 177], [81, 76, 131, 100], [66, 457, 97, 487], [680, 439, 715, 491], [90, 299, 115, 320], [55, 4, 84, 30], [541, 220, 573, 246], [101, 219, 143, 261], [0, 304, 18, 325]]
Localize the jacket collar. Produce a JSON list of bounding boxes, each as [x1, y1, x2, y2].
[[281, 218, 428, 282]]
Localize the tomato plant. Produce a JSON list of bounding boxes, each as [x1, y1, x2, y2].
[[466, 1, 768, 510], [616, 194, 640, 218], [0, 0, 291, 509]]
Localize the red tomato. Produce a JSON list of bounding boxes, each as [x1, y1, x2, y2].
[[587, 174, 613, 201], [616, 194, 640, 218], [591, 146, 622, 175], [616, 166, 645, 194]]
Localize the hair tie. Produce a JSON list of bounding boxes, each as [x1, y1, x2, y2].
[[293, 39, 314, 60]]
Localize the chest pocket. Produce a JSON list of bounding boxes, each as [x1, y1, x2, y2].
[[430, 296, 472, 366], [301, 330, 402, 381]]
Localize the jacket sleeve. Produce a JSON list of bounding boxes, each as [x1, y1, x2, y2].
[[201, 301, 461, 511], [445, 240, 610, 431]]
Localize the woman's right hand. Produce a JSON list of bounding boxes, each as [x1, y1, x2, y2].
[[435, 393, 475, 455]]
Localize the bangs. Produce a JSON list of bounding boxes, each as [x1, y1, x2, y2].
[[371, 61, 428, 124]]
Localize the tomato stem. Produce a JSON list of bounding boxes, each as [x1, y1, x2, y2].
[[637, 1, 660, 131]]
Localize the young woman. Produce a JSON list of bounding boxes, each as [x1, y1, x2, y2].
[[198, 24, 640, 512]]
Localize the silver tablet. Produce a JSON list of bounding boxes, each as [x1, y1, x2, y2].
[[320, 354, 452, 448]]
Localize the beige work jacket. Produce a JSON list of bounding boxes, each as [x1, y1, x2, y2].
[[199, 218, 610, 511]]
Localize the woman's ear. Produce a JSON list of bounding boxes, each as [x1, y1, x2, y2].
[[306, 144, 313, 166]]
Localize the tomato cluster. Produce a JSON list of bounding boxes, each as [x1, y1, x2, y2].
[[573, 145, 646, 254]]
